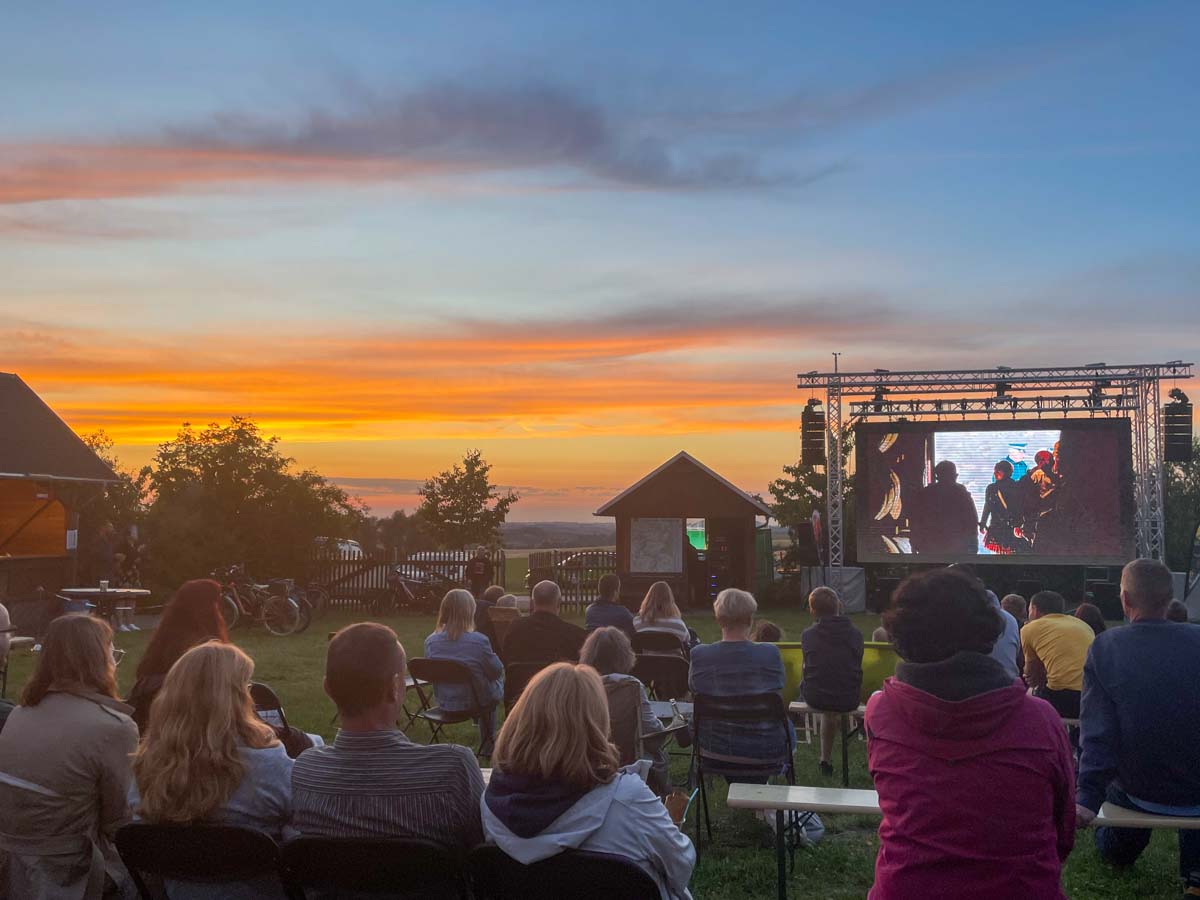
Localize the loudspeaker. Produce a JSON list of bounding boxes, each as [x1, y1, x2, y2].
[[870, 576, 900, 613], [1164, 400, 1194, 463], [791, 522, 821, 566], [1016, 579, 1042, 600], [1087, 581, 1122, 620], [801, 399, 826, 466]]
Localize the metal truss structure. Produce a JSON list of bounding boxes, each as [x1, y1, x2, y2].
[[797, 362, 1194, 583]]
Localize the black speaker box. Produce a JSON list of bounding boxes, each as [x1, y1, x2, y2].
[[1087, 581, 1122, 620]]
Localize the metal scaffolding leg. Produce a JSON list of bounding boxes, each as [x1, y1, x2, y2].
[[826, 380, 843, 589]]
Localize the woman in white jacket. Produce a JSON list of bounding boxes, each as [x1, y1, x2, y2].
[[481, 662, 695, 900]]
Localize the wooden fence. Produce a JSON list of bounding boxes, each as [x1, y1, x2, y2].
[[311, 549, 506, 608], [526, 548, 617, 609]]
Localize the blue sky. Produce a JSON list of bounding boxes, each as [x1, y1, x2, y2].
[[1, 2, 1196, 519]]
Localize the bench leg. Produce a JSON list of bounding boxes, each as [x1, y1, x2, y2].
[[776, 809, 787, 900], [841, 715, 850, 788]]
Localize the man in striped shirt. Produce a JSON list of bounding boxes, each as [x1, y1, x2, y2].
[[292, 623, 485, 849]]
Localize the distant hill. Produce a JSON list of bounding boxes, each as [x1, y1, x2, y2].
[[501, 521, 616, 550]]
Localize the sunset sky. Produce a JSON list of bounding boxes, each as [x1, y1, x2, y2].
[[2, 2, 1197, 520]]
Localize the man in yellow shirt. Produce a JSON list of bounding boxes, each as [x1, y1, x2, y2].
[[1021, 590, 1095, 718]]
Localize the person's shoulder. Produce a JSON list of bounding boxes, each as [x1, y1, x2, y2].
[[412, 741, 482, 781], [608, 771, 658, 806]]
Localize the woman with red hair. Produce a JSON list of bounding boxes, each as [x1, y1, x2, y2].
[[127, 579, 229, 731]]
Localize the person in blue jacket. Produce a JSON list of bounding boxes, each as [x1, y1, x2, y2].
[[425, 589, 504, 753]]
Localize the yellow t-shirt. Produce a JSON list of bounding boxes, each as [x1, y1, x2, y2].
[[1020, 613, 1095, 692]]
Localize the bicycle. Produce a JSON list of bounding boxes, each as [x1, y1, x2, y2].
[[210, 565, 310, 636]]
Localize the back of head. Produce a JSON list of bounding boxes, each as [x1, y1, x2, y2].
[[808, 586, 840, 619], [531, 579, 562, 612], [497, 593, 518, 608], [597, 572, 621, 602], [933, 460, 957, 483], [580, 626, 635, 676], [1166, 599, 1189, 623], [1030, 590, 1066, 617], [22, 613, 118, 706], [753, 621, 783, 642], [137, 578, 229, 680], [326, 622, 405, 717], [493, 662, 618, 791], [638, 581, 680, 624], [713, 588, 756, 630], [135, 641, 275, 823], [482, 585, 506, 604], [1121, 558, 1174, 617], [0, 602, 10, 665], [437, 589, 477, 640], [1000, 594, 1027, 620], [885, 568, 1002, 663], [1073, 602, 1107, 635]]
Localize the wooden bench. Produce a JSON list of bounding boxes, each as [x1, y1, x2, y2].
[[727, 783, 1200, 900], [788, 702, 867, 787]]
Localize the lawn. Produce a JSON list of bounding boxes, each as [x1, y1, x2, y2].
[[4, 608, 1184, 898]]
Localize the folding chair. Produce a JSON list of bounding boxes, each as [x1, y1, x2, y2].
[[690, 692, 801, 853], [250, 681, 288, 730], [115, 823, 297, 900], [468, 845, 660, 900], [631, 631, 688, 657], [407, 657, 492, 751], [503, 660, 549, 713], [281, 835, 466, 899], [604, 678, 644, 768], [631, 653, 690, 701]]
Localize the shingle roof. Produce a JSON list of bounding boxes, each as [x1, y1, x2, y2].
[[0, 373, 117, 482]]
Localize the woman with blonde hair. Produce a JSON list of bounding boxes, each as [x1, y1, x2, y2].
[[0, 614, 138, 898], [634, 581, 691, 645], [424, 588, 504, 752], [132, 641, 292, 898], [482, 663, 695, 899]]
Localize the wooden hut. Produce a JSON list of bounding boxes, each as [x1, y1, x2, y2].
[[0, 373, 116, 603], [595, 452, 772, 609]]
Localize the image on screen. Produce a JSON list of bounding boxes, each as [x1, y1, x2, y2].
[[855, 419, 1134, 565]]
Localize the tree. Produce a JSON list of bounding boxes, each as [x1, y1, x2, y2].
[[1163, 437, 1200, 572], [768, 424, 857, 568], [375, 509, 433, 556], [416, 450, 518, 548], [72, 429, 150, 541], [143, 417, 366, 583]]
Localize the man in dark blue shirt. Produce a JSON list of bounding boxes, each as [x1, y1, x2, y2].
[[1077, 558, 1200, 892], [584, 573, 636, 640]]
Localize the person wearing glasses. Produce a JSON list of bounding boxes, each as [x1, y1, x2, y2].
[[0, 614, 139, 898]]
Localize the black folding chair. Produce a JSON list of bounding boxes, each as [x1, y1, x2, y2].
[[115, 823, 297, 900], [631, 631, 688, 657], [250, 681, 288, 730], [631, 653, 690, 701], [282, 835, 466, 899], [407, 657, 493, 752], [468, 845, 660, 900], [503, 660, 549, 712]]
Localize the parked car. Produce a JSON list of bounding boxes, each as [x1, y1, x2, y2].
[[312, 537, 364, 559], [526, 550, 617, 594]]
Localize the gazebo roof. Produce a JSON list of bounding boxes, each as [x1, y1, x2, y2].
[[595, 451, 772, 519], [0, 373, 117, 483]]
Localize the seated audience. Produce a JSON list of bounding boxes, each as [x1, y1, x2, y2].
[[581, 626, 670, 793], [504, 580, 587, 663], [497, 593, 518, 608], [1001, 593, 1028, 628], [866, 568, 1075, 899], [424, 589, 504, 751], [634, 581, 692, 646], [482, 663, 695, 900], [585, 573, 637, 639], [474, 583, 504, 649], [1021, 590, 1094, 719], [801, 587, 865, 778], [126, 578, 229, 732], [870, 622, 891, 643], [1166, 599, 1190, 623], [754, 620, 783, 642], [688, 589, 788, 782], [0, 602, 13, 732], [0, 615, 138, 899], [1073, 602, 1107, 637], [1077, 559, 1200, 892], [293, 623, 485, 848]]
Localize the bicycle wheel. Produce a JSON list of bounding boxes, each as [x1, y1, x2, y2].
[[292, 594, 313, 635], [220, 593, 241, 630], [305, 584, 329, 618], [261, 595, 300, 636]]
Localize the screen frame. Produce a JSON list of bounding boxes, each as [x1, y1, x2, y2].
[[853, 417, 1135, 566]]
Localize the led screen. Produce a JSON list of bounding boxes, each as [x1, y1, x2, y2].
[[855, 419, 1134, 565]]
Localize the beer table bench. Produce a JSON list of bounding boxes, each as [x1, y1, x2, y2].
[[727, 783, 1200, 900]]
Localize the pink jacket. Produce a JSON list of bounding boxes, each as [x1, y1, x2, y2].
[[866, 666, 1076, 900]]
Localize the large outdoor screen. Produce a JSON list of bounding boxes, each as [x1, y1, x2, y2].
[[855, 419, 1135, 565]]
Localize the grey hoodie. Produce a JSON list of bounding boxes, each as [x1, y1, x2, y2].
[[481, 772, 695, 900]]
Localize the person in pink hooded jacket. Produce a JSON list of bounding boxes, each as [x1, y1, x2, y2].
[[865, 567, 1076, 900]]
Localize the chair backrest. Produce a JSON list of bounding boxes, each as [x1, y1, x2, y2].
[[630, 653, 689, 701], [503, 660, 549, 711], [691, 691, 793, 773], [408, 657, 475, 686], [116, 823, 287, 899], [281, 835, 464, 899], [468, 845, 660, 900], [249, 681, 288, 729], [603, 678, 643, 767], [631, 631, 687, 656]]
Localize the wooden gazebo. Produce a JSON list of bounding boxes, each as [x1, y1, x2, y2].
[[595, 451, 772, 609], [0, 373, 116, 603]]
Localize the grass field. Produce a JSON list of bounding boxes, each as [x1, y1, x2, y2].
[[4, 608, 1184, 898]]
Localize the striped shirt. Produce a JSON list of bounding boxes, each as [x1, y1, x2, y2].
[[291, 729, 485, 850]]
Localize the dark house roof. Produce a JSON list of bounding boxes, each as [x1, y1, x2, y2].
[[595, 451, 772, 519], [0, 373, 117, 483]]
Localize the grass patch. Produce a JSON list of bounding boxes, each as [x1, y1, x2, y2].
[[3, 609, 1185, 898]]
